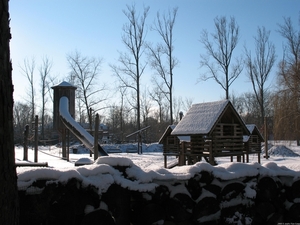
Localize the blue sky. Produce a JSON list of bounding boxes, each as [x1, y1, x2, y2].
[[10, 1, 299, 109]]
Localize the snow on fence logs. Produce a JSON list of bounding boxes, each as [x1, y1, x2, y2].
[[17, 157, 300, 224]]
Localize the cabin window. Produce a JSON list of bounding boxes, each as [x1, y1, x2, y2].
[[223, 125, 234, 136]]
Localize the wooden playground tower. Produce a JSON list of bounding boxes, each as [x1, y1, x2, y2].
[[51, 81, 77, 161]]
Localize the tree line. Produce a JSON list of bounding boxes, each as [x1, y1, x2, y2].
[[13, 4, 300, 144]]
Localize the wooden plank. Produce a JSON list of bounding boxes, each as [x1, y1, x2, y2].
[[213, 123, 243, 137], [211, 152, 244, 157], [16, 162, 48, 167], [126, 125, 150, 138], [163, 145, 180, 154], [163, 153, 180, 156]]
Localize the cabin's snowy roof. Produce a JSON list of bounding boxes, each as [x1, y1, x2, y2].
[[51, 81, 77, 89], [243, 124, 256, 142], [159, 125, 191, 143], [171, 100, 230, 135], [243, 124, 264, 142], [158, 125, 175, 143]]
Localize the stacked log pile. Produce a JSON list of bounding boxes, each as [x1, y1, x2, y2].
[[18, 164, 300, 224]]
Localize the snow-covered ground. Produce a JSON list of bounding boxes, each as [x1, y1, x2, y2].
[[15, 143, 169, 170], [15, 141, 300, 171]]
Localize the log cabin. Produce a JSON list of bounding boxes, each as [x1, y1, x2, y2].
[[159, 125, 190, 168], [170, 100, 250, 165], [244, 124, 264, 163]]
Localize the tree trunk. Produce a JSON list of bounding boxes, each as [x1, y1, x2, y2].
[[0, 0, 20, 224]]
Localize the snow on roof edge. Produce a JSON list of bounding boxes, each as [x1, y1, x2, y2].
[[51, 81, 77, 89]]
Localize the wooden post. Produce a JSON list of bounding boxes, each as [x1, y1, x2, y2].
[[34, 115, 38, 162], [66, 129, 69, 161], [178, 142, 185, 166], [264, 117, 269, 159], [209, 141, 214, 165], [246, 143, 249, 163], [62, 128, 66, 159], [23, 124, 29, 161], [89, 107, 93, 157], [138, 133, 142, 154], [94, 113, 99, 161]]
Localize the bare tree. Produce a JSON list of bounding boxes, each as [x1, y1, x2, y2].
[[67, 51, 107, 130], [20, 57, 36, 122], [277, 17, 300, 94], [182, 97, 193, 112], [149, 85, 165, 123], [110, 4, 150, 137], [140, 88, 152, 127], [230, 91, 245, 115], [172, 96, 183, 124], [274, 16, 300, 140], [118, 86, 127, 142], [199, 16, 243, 99], [13, 102, 31, 144], [109, 85, 129, 143], [0, 0, 19, 223], [244, 26, 276, 125], [273, 89, 298, 139], [39, 56, 52, 139], [148, 7, 179, 124], [107, 105, 120, 143]]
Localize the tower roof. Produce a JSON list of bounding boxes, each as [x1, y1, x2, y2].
[[51, 81, 77, 89]]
